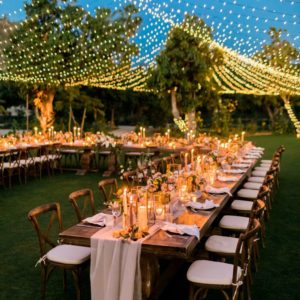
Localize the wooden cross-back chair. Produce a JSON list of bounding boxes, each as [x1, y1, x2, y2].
[[3, 148, 22, 188], [187, 219, 261, 300], [122, 170, 139, 187], [98, 178, 118, 203], [28, 203, 90, 300], [69, 189, 95, 222]]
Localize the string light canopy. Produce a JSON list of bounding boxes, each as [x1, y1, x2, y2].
[[0, 0, 299, 94]]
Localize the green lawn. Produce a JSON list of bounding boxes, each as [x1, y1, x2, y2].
[[0, 135, 299, 300]]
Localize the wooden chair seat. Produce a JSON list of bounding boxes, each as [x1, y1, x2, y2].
[[243, 182, 262, 190], [237, 188, 259, 199], [252, 170, 267, 177], [231, 200, 253, 212], [248, 176, 264, 183], [261, 159, 272, 164], [205, 235, 239, 255], [219, 215, 249, 231], [254, 166, 269, 171], [47, 244, 90, 265], [187, 260, 242, 286]]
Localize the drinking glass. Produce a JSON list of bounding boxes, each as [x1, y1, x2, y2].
[[111, 202, 121, 226]]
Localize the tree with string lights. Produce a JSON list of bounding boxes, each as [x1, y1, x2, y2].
[[3, 0, 141, 132], [254, 27, 300, 133], [147, 15, 223, 133]]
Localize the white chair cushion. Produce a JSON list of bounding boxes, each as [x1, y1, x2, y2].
[[252, 170, 267, 177], [231, 200, 253, 211], [219, 215, 249, 231], [254, 167, 269, 171], [187, 260, 242, 286], [261, 159, 272, 163], [260, 164, 271, 168], [47, 244, 91, 265], [248, 176, 264, 183], [237, 188, 259, 199], [205, 235, 239, 254], [243, 182, 262, 190]]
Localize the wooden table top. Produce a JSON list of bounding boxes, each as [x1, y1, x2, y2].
[[59, 165, 254, 259]]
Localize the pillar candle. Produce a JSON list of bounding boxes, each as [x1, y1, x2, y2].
[[191, 149, 195, 170], [123, 188, 128, 215], [185, 152, 188, 171], [241, 131, 245, 143], [138, 205, 148, 231], [129, 195, 134, 227]]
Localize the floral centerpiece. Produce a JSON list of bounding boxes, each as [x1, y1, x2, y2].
[[113, 224, 149, 241], [147, 172, 175, 192]]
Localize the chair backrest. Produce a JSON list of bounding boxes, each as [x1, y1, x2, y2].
[[149, 158, 163, 174], [170, 153, 180, 164], [28, 203, 63, 257], [69, 189, 95, 222], [162, 156, 173, 173], [98, 178, 118, 203], [123, 170, 138, 187], [232, 218, 261, 284], [136, 166, 148, 184]]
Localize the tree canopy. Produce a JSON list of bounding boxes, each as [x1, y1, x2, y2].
[[148, 15, 224, 117], [3, 0, 141, 86]]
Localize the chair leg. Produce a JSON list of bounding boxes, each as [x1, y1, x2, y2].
[[71, 268, 81, 300], [40, 266, 47, 300]]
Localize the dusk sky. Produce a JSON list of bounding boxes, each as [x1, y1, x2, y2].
[[0, 0, 299, 60]]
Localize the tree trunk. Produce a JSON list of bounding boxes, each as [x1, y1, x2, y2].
[[68, 104, 72, 132], [33, 89, 55, 133], [81, 107, 87, 132], [111, 107, 116, 128], [265, 104, 275, 130], [171, 89, 180, 119], [26, 94, 29, 132]]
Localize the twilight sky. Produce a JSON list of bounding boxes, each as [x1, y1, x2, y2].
[[0, 0, 299, 60]]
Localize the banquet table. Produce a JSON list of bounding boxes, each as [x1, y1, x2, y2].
[[59, 160, 255, 299]]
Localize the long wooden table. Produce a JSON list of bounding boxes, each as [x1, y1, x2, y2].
[[59, 163, 254, 299]]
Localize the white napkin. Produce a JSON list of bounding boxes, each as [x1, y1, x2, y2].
[[161, 222, 200, 239], [223, 169, 246, 174], [83, 213, 114, 227], [187, 199, 219, 210], [206, 186, 232, 196], [218, 175, 239, 182]]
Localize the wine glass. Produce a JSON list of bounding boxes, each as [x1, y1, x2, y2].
[[111, 202, 121, 226]]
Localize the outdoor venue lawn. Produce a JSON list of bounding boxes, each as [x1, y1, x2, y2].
[[0, 135, 299, 300]]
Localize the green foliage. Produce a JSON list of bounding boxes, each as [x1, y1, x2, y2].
[[148, 15, 223, 114], [4, 1, 141, 87], [253, 27, 300, 131], [211, 98, 237, 136]]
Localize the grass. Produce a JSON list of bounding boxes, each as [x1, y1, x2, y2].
[[0, 135, 299, 300]]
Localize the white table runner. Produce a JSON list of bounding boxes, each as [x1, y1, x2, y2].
[[90, 224, 160, 300]]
